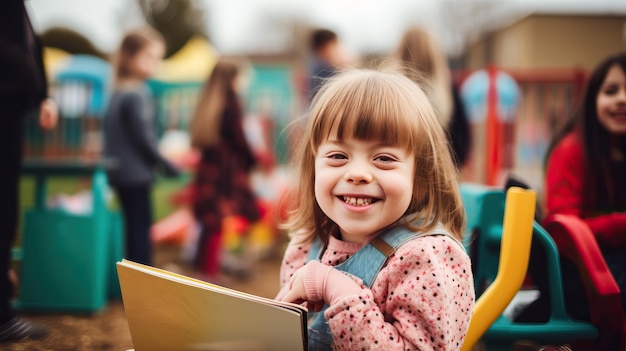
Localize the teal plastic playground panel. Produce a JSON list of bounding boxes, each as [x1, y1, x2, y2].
[[16, 162, 123, 312], [18, 210, 109, 312], [460, 182, 505, 294], [247, 64, 298, 165]]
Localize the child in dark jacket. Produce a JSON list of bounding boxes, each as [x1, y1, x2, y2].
[[104, 27, 180, 266]]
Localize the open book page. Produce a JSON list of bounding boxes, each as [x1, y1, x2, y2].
[[117, 260, 307, 351]]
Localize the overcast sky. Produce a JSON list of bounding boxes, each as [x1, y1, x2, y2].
[[27, 0, 626, 56]]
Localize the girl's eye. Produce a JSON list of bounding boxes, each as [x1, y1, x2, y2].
[[374, 155, 396, 163], [603, 87, 618, 95], [328, 153, 347, 160], [602, 84, 624, 95]]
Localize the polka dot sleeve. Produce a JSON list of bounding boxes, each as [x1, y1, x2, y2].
[[324, 236, 474, 351], [278, 241, 311, 291]]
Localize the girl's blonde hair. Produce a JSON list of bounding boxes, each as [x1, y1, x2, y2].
[[392, 26, 453, 128], [114, 26, 164, 81], [189, 58, 245, 148], [284, 69, 465, 245]]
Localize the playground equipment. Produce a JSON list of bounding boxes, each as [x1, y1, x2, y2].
[[460, 184, 598, 350], [17, 55, 121, 312], [16, 160, 123, 312], [152, 36, 218, 83], [543, 214, 626, 351], [24, 55, 112, 160], [460, 68, 520, 186]]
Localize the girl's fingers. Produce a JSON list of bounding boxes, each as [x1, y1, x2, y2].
[[275, 276, 295, 301], [278, 289, 300, 303], [275, 287, 287, 301]]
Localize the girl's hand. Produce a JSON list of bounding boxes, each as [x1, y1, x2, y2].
[[162, 161, 181, 178], [276, 261, 362, 310], [39, 98, 58, 130]]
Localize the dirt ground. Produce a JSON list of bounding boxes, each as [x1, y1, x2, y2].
[[4, 244, 283, 351]]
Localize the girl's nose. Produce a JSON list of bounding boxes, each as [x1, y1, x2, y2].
[[344, 162, 373, 184], [618, 87, 626, 102]]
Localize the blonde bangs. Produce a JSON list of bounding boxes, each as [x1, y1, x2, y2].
[[309, 70, 433, 154]]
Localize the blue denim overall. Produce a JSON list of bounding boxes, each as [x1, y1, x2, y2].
[[305, 224, 453, 351]]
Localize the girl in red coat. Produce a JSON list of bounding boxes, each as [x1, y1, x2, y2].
[[545, 52, 626, 314]]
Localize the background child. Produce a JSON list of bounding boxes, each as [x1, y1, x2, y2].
[[544, 52, 626, 317], [392, 26, 472, 170], [307, 28, 354, 101], [276, 69, 474, 350], [104, 27, 180, 266], [188, 58, 261, 278]]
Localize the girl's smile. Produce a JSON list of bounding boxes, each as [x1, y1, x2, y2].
[[337, 194, 380, 214], [339, 195, 379, 207], [315, 136, 414, 244]]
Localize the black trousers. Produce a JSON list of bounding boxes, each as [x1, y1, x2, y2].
[[114, 184, 153, 266], [0, 103, 26, 323]]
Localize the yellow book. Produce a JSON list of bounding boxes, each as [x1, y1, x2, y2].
[[117, 260, 307, 351]]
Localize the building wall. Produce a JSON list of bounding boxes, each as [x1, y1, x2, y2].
[[493, 17, 534, 69], [528, 15, 626, 69], [466, 14, 626, 69], [466, 37, 488, 69]]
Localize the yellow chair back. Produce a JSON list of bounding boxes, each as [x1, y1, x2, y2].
[[461, 187, 536, 350]]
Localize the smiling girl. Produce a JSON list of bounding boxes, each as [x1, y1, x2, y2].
[[545, 52, 626, 314], [276, 69, 474, 351]]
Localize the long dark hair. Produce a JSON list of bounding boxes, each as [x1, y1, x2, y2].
[[189, 58, 242, 148], [546, 52, 626, 210]]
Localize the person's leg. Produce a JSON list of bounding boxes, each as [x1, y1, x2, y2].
[[0, 110, 22, 324], [513, 232, 590, 323], [512, 237, 551, 322], [560, 256, 589, 320], [591, 250, 626, 350], [115, 185, 153, 266], [134, 185, 153, 266], [202, 230, 222, 278], [603, 250, 626, 311], [0, 105, 47, 342], [192, 201, 222, 275]]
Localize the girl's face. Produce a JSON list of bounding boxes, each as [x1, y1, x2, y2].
[[314, 136, 415, 244], [596, 64, 626, 135], [233, 72, 250, 95], [130, 42, 165, 80]]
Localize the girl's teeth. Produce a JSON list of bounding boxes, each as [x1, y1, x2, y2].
[[343, 196, 372, 206]]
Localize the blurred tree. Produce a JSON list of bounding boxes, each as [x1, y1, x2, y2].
[[437, 0, 506, 59], [138, 0, 208, 58], [40, 27, 107, 60]]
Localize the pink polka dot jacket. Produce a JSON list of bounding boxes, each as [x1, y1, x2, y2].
[[278, 232, 475, 351]]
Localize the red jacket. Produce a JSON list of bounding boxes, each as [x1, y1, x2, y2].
[[545, 132, 626, 249]]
